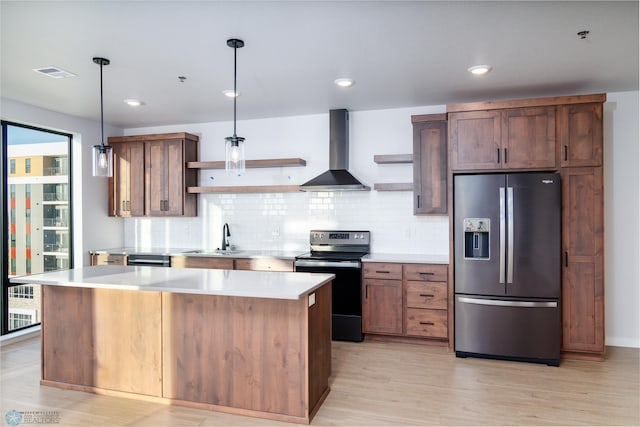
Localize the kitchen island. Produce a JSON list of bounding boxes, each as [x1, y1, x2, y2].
[[11, 266, 334, 424]]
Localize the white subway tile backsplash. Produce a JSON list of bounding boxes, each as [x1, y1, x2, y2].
[[123, 190, 449, 255]]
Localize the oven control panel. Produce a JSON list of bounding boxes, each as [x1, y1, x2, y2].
[[310, 230, 370, 245]]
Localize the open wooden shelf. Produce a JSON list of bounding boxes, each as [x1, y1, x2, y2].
[[373, 183, 413, 191], [187, 158, 306, 169], [187, 185, 301, 194], [373, 154, 413, 164]]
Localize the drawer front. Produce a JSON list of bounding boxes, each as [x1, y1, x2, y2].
[[406, 308, 448, 339], [171, 256, 234, 270], [404, 264, 448, 282], [363, 262, 403, 280], [92, 254, 127, 266], [406, 281, 447, 310], [235, 258, 294, 272]]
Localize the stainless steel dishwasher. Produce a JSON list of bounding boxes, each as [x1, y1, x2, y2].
[[127, 253, 171, 267]]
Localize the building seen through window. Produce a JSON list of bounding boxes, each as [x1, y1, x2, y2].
[[4, 124, 71, 333]]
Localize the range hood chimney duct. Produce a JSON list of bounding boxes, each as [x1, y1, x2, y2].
[[300, 109, 370, 191]]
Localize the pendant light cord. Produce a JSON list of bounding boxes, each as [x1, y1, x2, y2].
[[100, 61, 105, 147], [233, 43, 237, 138]]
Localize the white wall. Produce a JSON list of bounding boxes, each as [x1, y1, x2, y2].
[[124, 105, 449, 254], [603, 91, 639, 348], [1, 98, 124, 266]]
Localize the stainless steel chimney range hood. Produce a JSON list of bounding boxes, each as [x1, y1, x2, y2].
[[300, 109, 370, 191]]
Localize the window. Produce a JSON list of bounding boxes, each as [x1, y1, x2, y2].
[[3, 121, 72, 335], [9, 312, 33, 330], [9, 285, 34, 299]]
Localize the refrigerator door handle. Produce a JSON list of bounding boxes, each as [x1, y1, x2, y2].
[[507, 186, 514, 284], [457, 296, 558, 308], [499, 187, 506, 284]]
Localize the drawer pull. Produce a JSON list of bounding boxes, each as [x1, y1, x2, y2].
[[419, 272, 435, 276], [419, 293, 435, 298], [375, 270, 390, 274], [419, 321, 435, 326]]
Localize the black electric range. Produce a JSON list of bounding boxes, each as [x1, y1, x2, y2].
[[294, 230, 370, 342]]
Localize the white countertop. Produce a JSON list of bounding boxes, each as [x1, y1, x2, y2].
[[90, 247, 303, 260], [10, 266, 334, 300], [362, 253, 449, 264]]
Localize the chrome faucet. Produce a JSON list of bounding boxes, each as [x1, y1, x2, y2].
[[221, 223, 231, 251]]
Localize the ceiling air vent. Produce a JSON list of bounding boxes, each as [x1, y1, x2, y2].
[[32, 66, 77, 79]]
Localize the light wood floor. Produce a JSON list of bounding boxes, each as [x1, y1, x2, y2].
[[1, 337, 638, 426]]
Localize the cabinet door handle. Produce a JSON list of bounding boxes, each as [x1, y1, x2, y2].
[[564, 145, 568, 161], [419, 321, 435, 326], [122, 201, 126, 211], [497, 148, 501, 163], [126, 200, 130, 211], [417, 195, 421, 208], [564, 251, 569, 267], [419, 294, 435, 298], [376, 270, 390, 274], [365, 285, 368, 299], [503, 148, 508, 163]]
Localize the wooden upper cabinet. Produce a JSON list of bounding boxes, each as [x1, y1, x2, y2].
[[412, 114, 448, 215], [449, 107, 555, 171], [449, 110, 501, 170], [146, 139, 186, 216], [109, 141, 144, 217], [502, 107, 556, 169], [558, 103, 603, 167], [108, 132, 198, 217]]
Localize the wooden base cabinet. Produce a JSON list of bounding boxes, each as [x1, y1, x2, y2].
[[90, 253, 127, 266], [170, 256, 294, 272], [363, 263, 403, 335], [362, 262, 449, 344], [40, 282, 331, 424], [404, 264, 448, 341]]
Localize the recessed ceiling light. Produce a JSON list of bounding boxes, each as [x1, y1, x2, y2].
[[222, 90, 240, 98], [124, 99, 145, 107], [32, 66, 77, 79], [467, 65, 492, 76], [334, 78, 355, 88]]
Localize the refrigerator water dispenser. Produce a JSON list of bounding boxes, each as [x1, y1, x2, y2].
[[463, 218, 490, 259]]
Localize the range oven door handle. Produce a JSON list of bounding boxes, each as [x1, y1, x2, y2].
[[295, 260, 361, 269]]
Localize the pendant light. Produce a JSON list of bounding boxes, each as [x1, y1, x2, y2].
[[93, 57, 113, 177], [225, 38, 245, 174], [92, 57, 113, 177]]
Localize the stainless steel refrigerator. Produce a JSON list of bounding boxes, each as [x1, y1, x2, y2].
[[454, 173, 561, 366]]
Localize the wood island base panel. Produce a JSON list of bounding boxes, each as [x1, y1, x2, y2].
[[40, 282, 331, 424]]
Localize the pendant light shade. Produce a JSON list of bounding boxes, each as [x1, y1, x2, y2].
[[92, 57, 113, 177], [225, 38, 245, 174]]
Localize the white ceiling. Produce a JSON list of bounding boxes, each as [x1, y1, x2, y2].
[[1, 1, 638, 129]]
